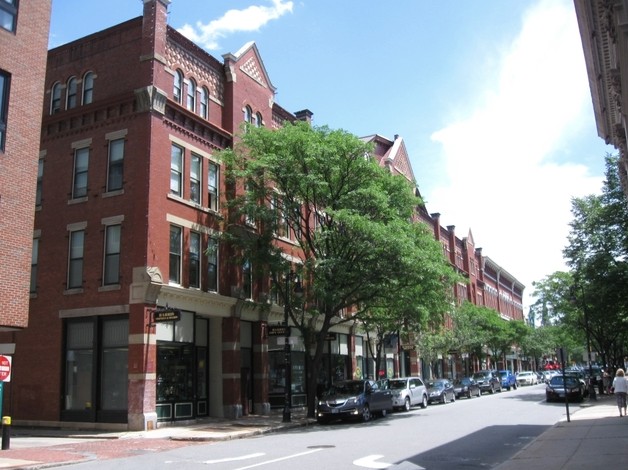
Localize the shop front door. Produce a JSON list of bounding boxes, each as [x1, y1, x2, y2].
[[156, 343, 195, 421]]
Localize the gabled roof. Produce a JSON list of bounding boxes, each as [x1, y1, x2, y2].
[[361, 134, 416, 184], [223, 41, 276, 93]]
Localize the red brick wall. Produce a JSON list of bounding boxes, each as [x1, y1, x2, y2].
[[0, 1, 51, 329]]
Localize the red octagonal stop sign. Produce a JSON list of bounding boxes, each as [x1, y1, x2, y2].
[[0, 355, 12, 382]]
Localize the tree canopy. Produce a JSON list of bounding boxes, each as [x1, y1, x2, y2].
[[219, 122, 458, 415]]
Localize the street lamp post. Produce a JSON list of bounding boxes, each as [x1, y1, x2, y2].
[[282, 272, 303, 423]]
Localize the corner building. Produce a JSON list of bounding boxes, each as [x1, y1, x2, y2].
[[3, 0, 322, 430]]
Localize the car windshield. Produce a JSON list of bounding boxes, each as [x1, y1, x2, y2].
[[428, 380, 446, 389], [550, 376, 579, 387], [499, 372, 508, 378], [454, 378, 471, 386], [472, 373, 487, 380], [324, 381, 363, 396], [388, 380, 407, 390]]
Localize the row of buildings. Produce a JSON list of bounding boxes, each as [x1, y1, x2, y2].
[[0, 0, 525, 431]]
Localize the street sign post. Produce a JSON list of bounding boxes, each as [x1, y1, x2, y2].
[[0, 355, 11, 383]]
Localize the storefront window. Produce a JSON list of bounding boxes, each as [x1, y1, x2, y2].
[[64, 321, 93, 411], [100, 318, 128, 410]]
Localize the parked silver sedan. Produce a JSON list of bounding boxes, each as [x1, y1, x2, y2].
[[387, 377, 428, 411]]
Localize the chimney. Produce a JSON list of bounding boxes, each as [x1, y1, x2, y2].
[[142, 0, 171, 64], [294, 109, 313, 124]]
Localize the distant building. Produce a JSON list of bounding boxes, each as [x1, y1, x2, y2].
[[1, 0, 524, 431], [574, 0, 628, 198], [0, 1, 51, 330]]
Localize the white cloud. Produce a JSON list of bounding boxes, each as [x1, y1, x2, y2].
[[429, 0, 604, 308], [178, 0, 294, 50]]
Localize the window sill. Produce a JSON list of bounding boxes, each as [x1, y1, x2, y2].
[[98, 284, 121, 292], [68, 197, 88, 205], [64, 288, 84, 295]]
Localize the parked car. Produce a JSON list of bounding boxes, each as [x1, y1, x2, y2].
[[388, 377, 428, 411], [453, 377, 481, 399], [497, 370, 518, 391], [427, 379, 456, 404], [316, 380, 393, 424], [472, 370, 502, 394], [546, 375, 585, 402], [516, 371, 539, 386]]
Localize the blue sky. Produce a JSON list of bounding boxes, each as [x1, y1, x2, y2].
[[49, 0, 613, 309]]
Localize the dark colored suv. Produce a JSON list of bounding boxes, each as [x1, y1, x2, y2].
[[472, 370, 502, 394]]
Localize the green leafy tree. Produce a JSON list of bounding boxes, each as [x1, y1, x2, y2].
[[563, 155, 628, 368], [219, 122, 457, 416]]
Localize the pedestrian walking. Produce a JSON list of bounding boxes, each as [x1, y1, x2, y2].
[[612, 368, 628, 417], [603, 370, 611, 394]]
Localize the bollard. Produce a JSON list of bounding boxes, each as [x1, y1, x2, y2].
[[2, 416, 10, 450]]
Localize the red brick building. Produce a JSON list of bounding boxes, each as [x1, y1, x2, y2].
[[0, 1, 51, 333], [0, 1, 524, 431]]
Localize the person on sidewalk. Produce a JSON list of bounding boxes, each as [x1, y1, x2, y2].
[[612, 368, 627, 417]]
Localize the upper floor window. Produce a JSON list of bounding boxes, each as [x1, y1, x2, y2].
[[68, 229, 85, 289], [190, 153, 201, 204], [242, 258, 252, 299], [200, 86, 209, 119], [254, 112, 262, 127], [206, 237, 218, 292], [66, 77, 77, 110], [0, 71, 9, 151], [107, 138, 124, 192], [0, 0, 18, 33], [72, 147, 89, 199], [189, 231, 201, 289], [173, 70, 183, 104], [35, 157, 43, 206], [30, 237, 39, 293], [51, 82, 61, 115], [169, 225, 182, 284], [103, 224, 121, 286], [170, 144, 183, 196], [243, 105, 252, 124], [207, 161, 218, 211], [82, 72, 94, 105], [186, 78, 196, 112]]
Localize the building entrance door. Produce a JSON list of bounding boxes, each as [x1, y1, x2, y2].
[[156, 343, 195, 421]]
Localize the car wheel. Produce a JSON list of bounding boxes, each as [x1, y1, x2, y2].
[[403, 397, 411, 412], [420, 394, 428, 409], [361, 405, 371, 422], [513, 383, 517, 390], [451, 392, 456, 403], [381, 407, 388, 418]]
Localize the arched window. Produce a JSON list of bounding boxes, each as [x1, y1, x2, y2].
[[173, 70, 183, 104], [82, 71, 94, 105], [243, 105, 252, 124], [66, 77, 77, 109], [51, 82, 62, 114], [186, 78, 196, 112], [200, 86, 209, 119], [254, 112, 263, 127]]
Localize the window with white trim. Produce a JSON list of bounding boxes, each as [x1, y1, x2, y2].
[[107, 138, 124, 192], [66, 77, 77, 109], [72, 146, 89, 199], [206, 236, 218, 292], [186, 78, 196, 112], [103, 224, 121, 286], [51, 82, 61, 114], [170, 144, 183, 196], [169, 225, 182, 284], [189, 231, 200, 288], [68, 229, 85, 289], [207, 160, 218, 211], [200, 86, 209, 119], [173, 70, 183, 104], [82, 72, 94, 105], [190, 153, 201, 204]]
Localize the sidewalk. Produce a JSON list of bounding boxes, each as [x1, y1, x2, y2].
[[496, 393, 628, 470], [0, 396, 626, 469]]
